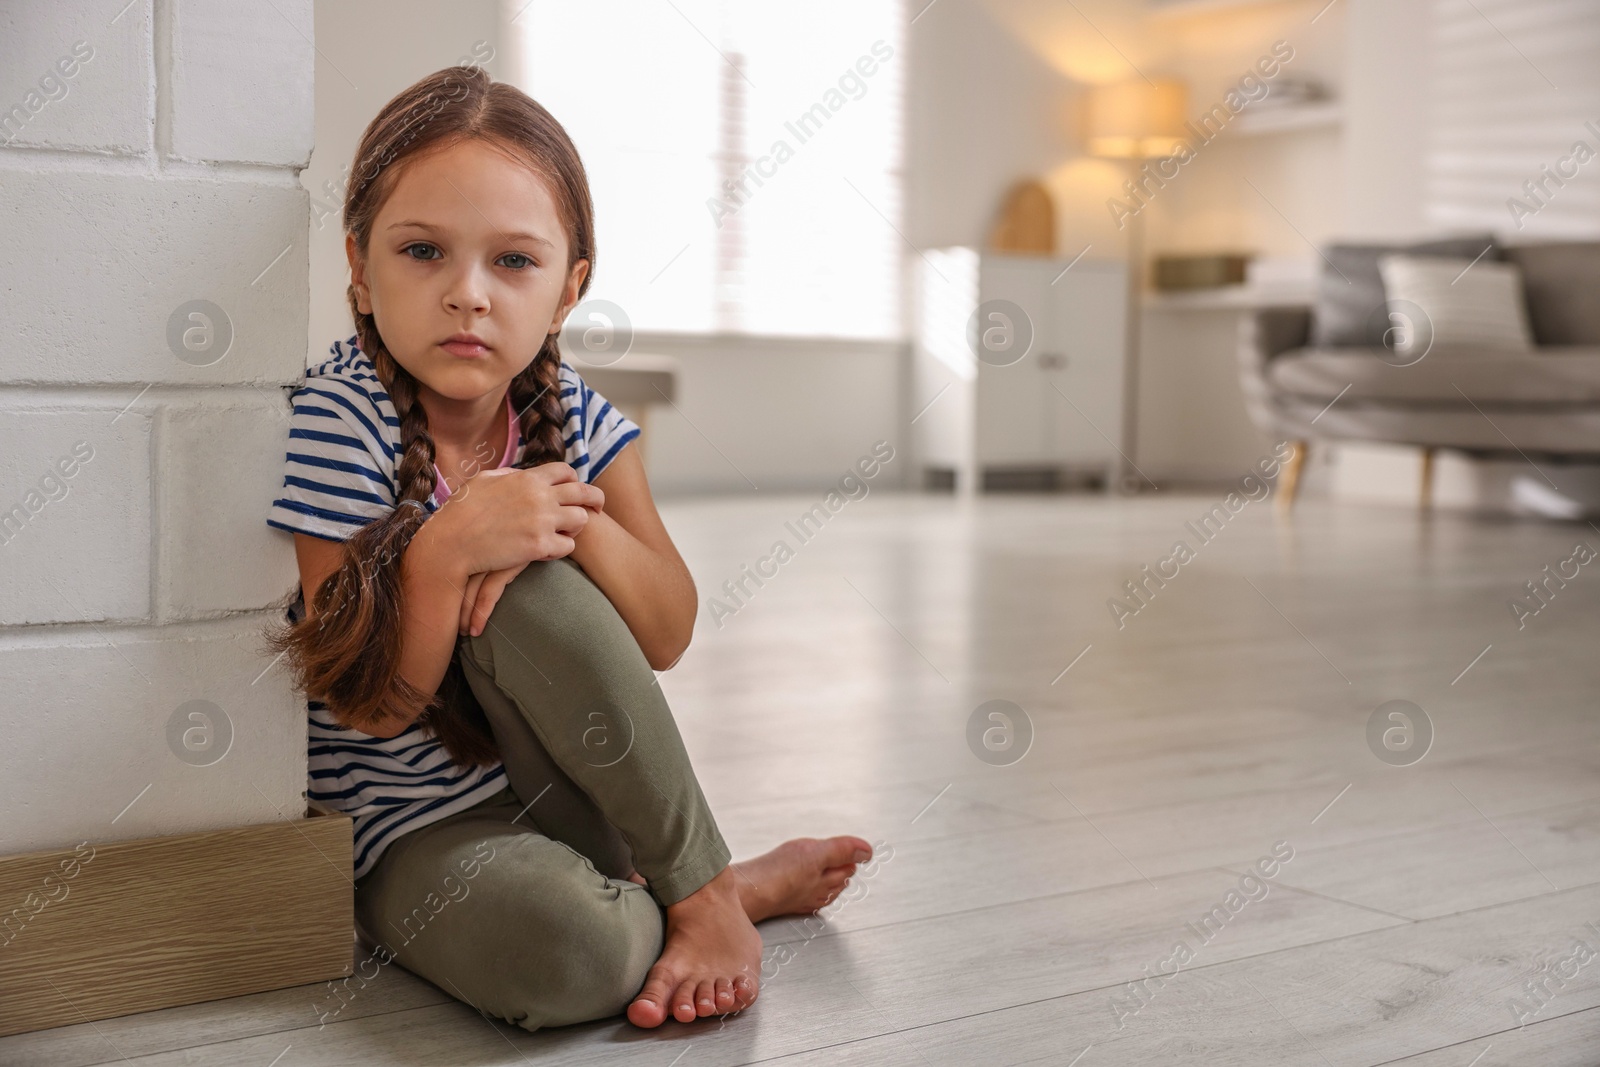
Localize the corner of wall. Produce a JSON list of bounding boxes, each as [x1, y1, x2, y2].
[[0, 0, 316, 856]]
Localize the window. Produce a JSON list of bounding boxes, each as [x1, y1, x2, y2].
[[511, 0, 906, 339], [1426, 0, 1600, 236]]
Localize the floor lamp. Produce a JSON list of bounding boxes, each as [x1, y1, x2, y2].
[[1085, 79, 1188, 493]]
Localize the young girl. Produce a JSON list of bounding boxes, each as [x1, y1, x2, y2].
[[264, 65, 873, 1032]]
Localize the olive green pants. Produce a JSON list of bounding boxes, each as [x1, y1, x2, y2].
[[351, 557, 733, 1031]]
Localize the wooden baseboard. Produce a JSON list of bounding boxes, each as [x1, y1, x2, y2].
[[0, 804, 353, 1038]]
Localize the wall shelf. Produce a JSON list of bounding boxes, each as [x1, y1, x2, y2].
[[1146, 0, 1299, 20], [1231, 101, 1343, 136], [1143, 283, 1315, 312]]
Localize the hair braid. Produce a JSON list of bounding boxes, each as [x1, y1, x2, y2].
[[508, 333, 569, 468], [263, 303, 501, 764]]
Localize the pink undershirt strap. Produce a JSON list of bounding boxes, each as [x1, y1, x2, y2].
[[432, 392, 518, 505]]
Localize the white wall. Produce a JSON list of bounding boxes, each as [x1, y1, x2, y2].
[[1117, 0, 1348, 483], [305, 0, 502, 355], [907, 0, 1350, 268], [602, 336, 907, 496], [1424, 0, 1600, 238], [0, 0, 313, 855], [904, 0, 1090, 252], [1140, 0, 1348, 259], [1339, 0, 1600, 241], [1339, 0, 1433, 239]]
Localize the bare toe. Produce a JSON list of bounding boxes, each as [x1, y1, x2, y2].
[[694, 978, 718, 1016], [627, 973, 672, 1028], [733, 836, 876, 922], [823, 836, 873, 868], [733, 971, 759, 1010], [671, 979, 698, 1023], [822, 873, 851, 907], [630, 867, 764, 1028]]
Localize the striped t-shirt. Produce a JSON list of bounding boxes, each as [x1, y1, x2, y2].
[[266, 335, 641, 880]]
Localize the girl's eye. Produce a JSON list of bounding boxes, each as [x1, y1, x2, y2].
[[402, 244, 533, 269]]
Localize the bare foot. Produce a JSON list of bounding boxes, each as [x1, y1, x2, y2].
[[732, 836, 874, 924], [626, 865, 763, 1028]]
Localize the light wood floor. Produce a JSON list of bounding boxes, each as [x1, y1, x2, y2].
[[8, 493, 1600, 1065]]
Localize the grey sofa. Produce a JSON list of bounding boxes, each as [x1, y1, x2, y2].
[[1236, 240, 1600, 504]]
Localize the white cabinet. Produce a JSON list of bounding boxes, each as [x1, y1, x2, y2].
[[911, 247, 1126, 492]]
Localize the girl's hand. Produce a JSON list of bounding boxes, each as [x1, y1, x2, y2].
[[429, 462, 604, 575], [459, 561, 530, 637]]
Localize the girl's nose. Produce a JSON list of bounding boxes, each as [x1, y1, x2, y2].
[[444, 267, 490, 314]]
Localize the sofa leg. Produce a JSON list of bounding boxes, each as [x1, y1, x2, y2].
[[1420, 447, 1436, 510], [1277, 440, 1308, 509]]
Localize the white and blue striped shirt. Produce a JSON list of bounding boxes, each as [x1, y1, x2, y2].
[[266, 335, 640, 881]]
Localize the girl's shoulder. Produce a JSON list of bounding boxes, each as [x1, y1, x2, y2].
[[267, 337, 403, 542], [553, 359, 641, 480], [297, 336, 403, 458], [552, 360, 602, 427], [554, 359, 611, 414], [555, 358, 586, 397], [308, 336, 391, 406], [553, 359, 604, 430]]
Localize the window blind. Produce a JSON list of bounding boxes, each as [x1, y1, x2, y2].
[[512, 0, 906, 339], [1426, 0, 1600, 237]]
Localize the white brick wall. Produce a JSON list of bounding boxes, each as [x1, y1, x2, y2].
[[0, 0, 314, 854]]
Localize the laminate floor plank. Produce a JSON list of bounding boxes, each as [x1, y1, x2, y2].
[[755, 886, 1600, 1066], [1221, 796, 1600, 921], [1380, 1006, 1600, 1065], [0, 937, 449, 1067]]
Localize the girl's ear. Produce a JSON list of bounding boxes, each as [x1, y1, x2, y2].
[[347, 232, 372, 315], [549, 258, 590, 335]]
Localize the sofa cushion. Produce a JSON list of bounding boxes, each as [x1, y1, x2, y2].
[[1378, 254, 1535, 355], [1502, 241, 1600, 345], [1311, 234, 1499, 348], [1267, 346, 1600, 404]]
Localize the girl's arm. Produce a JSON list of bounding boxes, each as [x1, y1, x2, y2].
[[391, 526, 473, 734], [567, 445, 697, 670], [290, 528, 467, 739]]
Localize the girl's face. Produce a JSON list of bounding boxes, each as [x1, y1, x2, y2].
[[347, 137, 588, 405]]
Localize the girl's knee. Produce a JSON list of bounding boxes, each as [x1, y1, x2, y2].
[[465, 558, 646, 681], [484, 559, 602, 638]]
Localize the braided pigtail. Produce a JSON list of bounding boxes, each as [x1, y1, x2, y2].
[[263, 309, 501, 766], [507, 332, 569, 468]]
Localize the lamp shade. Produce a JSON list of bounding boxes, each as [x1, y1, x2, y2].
[[1085, 79, 1188, 159]]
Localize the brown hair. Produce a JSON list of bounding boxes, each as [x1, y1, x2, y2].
[[263, 66, 596, 765]]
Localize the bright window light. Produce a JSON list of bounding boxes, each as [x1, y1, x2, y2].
[[510, 0, 906, 339]]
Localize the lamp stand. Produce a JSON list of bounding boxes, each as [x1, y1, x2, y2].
[[1118, 156, 1146, 494]]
